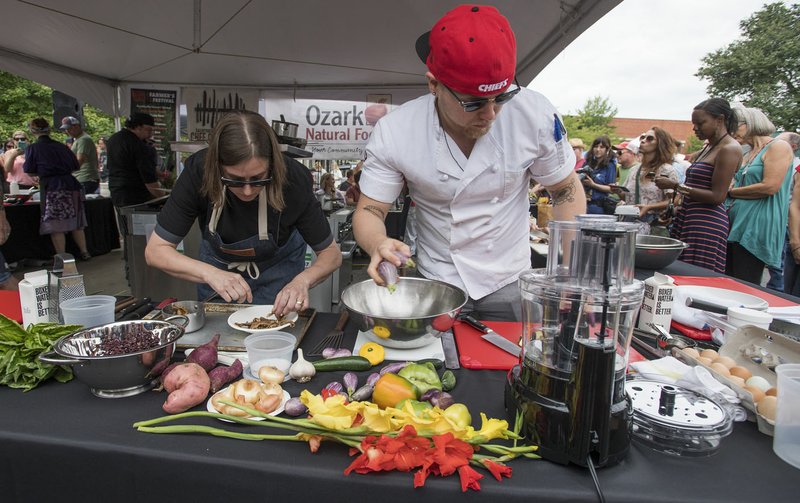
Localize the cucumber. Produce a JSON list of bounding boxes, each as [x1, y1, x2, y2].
[[313, 356, 373, 372]]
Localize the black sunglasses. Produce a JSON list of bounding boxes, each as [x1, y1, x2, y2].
[[639, 134, 656, 143], [442, 79, 522, 112], [220, 176, 272, 188], [14, 137, 26, 141]]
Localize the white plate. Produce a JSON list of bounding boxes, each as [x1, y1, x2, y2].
[[675, 286, 769, 311], [207, 388, 290, 422], [227, 305, 299, 333]]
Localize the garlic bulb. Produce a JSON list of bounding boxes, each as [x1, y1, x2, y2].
[[289, 348, 315, 383]]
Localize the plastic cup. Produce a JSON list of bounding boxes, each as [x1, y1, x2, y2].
[[244, 331, 296, 375], [60, 295, 116, 328], [774, 363, 800, 469]]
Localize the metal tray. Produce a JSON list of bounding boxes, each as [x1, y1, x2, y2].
[[143, 303, 316, 351]]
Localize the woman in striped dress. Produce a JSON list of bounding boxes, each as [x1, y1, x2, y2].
[[655, 99, 742, 273]]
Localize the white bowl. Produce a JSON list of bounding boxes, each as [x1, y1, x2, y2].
[[227, 305, 299, 334]]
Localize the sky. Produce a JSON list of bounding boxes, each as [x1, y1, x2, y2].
[[528, 0, 785, 121]]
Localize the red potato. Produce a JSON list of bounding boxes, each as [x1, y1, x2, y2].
[[162, 363, 211, 414]]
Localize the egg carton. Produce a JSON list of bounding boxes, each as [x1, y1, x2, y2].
[[673, 325, 799, 435]]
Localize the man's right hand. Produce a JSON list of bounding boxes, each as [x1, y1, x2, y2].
[[366, 238, 411, 286]]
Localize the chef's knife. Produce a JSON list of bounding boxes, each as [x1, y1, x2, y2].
[[440, 331, 460, 369], [685, 297, 728, 314], [459, 314, 521, 358]]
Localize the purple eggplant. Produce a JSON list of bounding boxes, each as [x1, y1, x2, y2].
[[343, 372, 358, 396]]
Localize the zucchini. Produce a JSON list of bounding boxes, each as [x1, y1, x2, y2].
[[313, 356, 373, 372], [414, 358, 444, 370]]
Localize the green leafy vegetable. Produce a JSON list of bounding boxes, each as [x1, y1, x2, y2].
[[0, 314, 82, 391]]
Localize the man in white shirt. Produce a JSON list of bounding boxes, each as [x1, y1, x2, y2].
[[353, 4, 585, 320]]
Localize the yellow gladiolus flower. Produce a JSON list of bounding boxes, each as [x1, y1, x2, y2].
[[301, 390, 358, 430]]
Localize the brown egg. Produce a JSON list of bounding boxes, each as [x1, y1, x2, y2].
[[697, 356, 714, 366], [682, 347, 700, 359], [710, 362, 731, 376], [744, 385, 766, 403], [766, 387, 778, 397], [729, 366, 753, 380], [715, 356, 737, 369], [728, 375, 746, 388], [757, 395, 778, 421], [700, 349, 719, 360]]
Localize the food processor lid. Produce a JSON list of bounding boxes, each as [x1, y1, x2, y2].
[[626, 379, 733, 456]]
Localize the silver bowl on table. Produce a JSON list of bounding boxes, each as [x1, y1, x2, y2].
[[341, 277, 468, 349], [635, 235, 688, 270], [38, 316, 188, 398]]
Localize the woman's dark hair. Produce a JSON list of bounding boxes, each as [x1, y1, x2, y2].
[[586, 135, 615, 169], [694, 98, 737, 134], [641, 127, 677, 170], [201, 111, 287, 210]]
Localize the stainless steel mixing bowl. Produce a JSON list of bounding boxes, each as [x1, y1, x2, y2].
[[340, 277, 468, 349], [38, 316, 188, 398], [635, 235, 688, 269]]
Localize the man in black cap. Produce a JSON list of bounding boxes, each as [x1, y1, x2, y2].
[[106, 112, 163, 207]]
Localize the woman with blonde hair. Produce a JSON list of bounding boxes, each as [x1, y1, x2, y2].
[[725, 106, 793, 283], [145, 111, 341, 312]]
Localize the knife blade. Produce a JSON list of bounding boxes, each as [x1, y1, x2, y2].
[[440, 331, 460, 369], [459, 314, 521, 358]]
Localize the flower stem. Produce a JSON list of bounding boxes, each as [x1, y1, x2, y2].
[[137, 424, 304, 442]]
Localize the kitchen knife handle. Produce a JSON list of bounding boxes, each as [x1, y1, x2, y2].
[[460, 314, 490, 333], [685, 297, 728, 315]]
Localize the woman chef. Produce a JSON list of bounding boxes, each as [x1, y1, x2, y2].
[[145, 111, 341, 315]]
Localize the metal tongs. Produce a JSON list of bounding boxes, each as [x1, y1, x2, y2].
[[648, 323, 697, 356]]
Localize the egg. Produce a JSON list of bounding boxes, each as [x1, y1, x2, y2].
[[744, 385, 766, 403], [710, 362, 731, 376], [697, 356, 714, 366], [757, 395, 778, 421], [766, 387, 778, 397], [715, 356, 737, 369], [728, 375, 746, 387], [700, 349, 719, 360], [729, 366, 753, 380], [745, 375, 772, 392], [682, 347, 700, 359]]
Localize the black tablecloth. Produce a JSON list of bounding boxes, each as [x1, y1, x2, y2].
[[1, 197, 120, 262], [1, 309, 798, 503]]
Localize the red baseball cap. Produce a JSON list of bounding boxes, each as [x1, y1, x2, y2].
[[415, 4, 516, 97]]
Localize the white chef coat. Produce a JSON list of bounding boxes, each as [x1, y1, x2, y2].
[[360, 89, 575, 299]]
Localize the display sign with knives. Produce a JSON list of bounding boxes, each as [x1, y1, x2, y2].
[[453, 316, 522, 370]]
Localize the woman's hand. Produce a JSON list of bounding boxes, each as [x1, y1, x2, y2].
[[273, 277, 311, 316], [634, 204, 650, 219], [581, 176, 595, 189], [206, 269, 253, 304]]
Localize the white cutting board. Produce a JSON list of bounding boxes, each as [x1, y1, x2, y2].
[[353, 331, 444, 362]]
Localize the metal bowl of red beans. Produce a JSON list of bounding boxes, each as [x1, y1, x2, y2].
[[38, 316, 188, 398]]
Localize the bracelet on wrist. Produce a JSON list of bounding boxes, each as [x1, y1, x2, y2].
[[676, 183, 691, 195]]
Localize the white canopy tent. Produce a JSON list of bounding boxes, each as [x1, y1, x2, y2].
[[0, 0, 620, 116]]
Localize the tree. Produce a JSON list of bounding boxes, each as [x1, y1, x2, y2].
[[562, 96, 620, 146], [0, 71, 115, 142], [696, 3, 800, 131]]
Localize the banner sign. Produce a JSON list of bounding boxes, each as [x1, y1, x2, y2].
[[182, 87, 260, 142], [263, 89, 423, 160], [129, 88, 177, 163]]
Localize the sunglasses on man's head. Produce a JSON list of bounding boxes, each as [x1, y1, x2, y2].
[[220, 176, 272, 188], [442, 80, 522, 112], [639, 134, 656, 143]]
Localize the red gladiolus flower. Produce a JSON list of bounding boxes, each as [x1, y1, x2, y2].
[[482, 459, 512, 480], [429, 432, 473, 476], [457, 465, 483, 492], [345, 426, 429, 475]]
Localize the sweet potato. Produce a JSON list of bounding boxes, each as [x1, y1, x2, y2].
[[209, 359, 243, 393], [185, 334, 220, 371], [162, 363, 211, 414]]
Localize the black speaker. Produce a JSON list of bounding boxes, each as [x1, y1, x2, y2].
[[52, 91, 84, 128]]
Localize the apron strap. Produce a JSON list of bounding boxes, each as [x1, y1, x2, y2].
[[258, 188, 269, 240], [226, 260, 261, 280]]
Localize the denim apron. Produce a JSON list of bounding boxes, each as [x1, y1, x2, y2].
[[197, 188, 306, 304]]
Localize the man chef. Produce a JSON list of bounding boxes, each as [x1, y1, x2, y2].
[[353, 4, 586, 321]]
